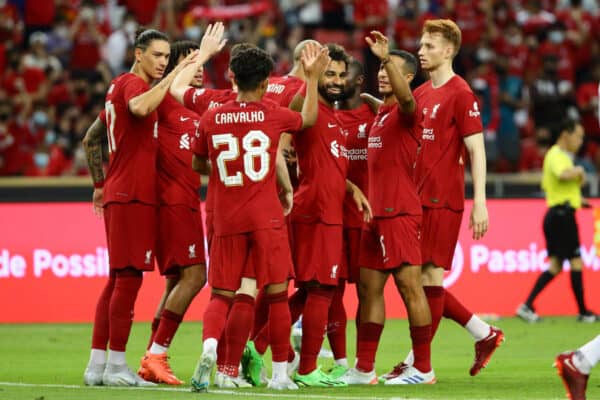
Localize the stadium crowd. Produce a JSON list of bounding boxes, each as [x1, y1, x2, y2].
[[0, 0, 598, 177]]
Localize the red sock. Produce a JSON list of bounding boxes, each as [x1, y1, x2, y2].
[[289, 288, 307, 324], [356, 322, 383, 372], [153, 309, 183, 348], [217, 330, 227, 371], [250, 289, 269, 339], [298, 287, 334, 375], [147, 317, 161, 350], [410, 324, 432, 372], [223, 294, 254, 376], [443, 290, 473, 326], [267, 291, 291, 362], [327, 282, 347, 360], [91, 272, 116, 350], [423, 286, 445, 338], [108, 270, 143, 352], [288, 346, 296, 362], [203, 293, 232, 341]]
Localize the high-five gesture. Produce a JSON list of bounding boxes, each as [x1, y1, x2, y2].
[[301, 43, 330, 79], [366, 31, 390, 61], [199, 22, 228, 60]]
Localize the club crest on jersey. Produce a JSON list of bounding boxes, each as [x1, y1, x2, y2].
[[430, 103, 441, 119], [192, 88, 206, 104], [180, 133, 190, 150], [145, 250, 152, 265], [469, 101, 481, 117], [377, 113, 390, 127], [188, 244, 196, 259], [357, 123, 368, 138]]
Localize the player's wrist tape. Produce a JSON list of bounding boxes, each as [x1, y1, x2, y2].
[[94, 180, 104, 189]]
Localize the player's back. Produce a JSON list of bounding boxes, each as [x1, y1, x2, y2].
[[197, 100, 303, 236], [414, 75, 482, 211], [104, 72, 158, 205], [156, 93, 202, 209], [264, 75, 304, 107]]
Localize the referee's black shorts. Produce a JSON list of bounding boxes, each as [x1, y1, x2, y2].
[[543, 204, 581, 261]]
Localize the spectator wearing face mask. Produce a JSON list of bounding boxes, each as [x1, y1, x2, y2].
[[103, 13, 138, 75], [537, 22, 576, 83]]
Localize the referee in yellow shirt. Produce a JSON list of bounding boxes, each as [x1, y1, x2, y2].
[[517, 119, 597, 323]]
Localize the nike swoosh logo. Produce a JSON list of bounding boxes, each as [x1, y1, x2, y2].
[[327, 123, 337, 128], [564, 357, 579, 373], [180, 116, 190, 122]]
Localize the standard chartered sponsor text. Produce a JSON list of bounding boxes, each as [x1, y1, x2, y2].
[[0, 248, 110, 278]]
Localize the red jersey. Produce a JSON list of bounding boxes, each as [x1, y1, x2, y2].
[[368, 103, 421, 218], [193, 100, 303, 236], [291, 100, 348, 225], [336, 103, 375, 227], [264, 75, 304, 107], [157, 94, 202, 209], [414, 75, 483, 211], [103, 73, 158, 205]]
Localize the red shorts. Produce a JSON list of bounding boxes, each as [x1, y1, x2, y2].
[[421, 207, 463, 270], [342, 227, 362, 283], [359, 215, 421, 270], [156, 205, 206, 276], [290, 222, 343, 286], [104, 202, 157, 271], [209, 227, 294, 291], [205, 210, 214, 253]]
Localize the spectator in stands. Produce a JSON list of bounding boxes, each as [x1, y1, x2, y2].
[[69, 3, 107, 81], [46, 15, 73, 67], [23, 32, 63, 83], [103, 12, 138, 75], [577, 62, 600, 168]]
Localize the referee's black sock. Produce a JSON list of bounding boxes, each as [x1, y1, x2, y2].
[[570, 270, 587, 314], [525, 271, 556, 308]]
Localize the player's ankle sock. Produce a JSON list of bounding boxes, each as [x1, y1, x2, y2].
[[223, 294, 255, 376], [443, 289, 473, 326], [150, 309, 183, 353], [298, 287, 334, 375], [525, 271, 555, 307], [107, 350, 127, 366], [203, 337, 218, 356], [578, 335, 600, 372], [465, 315, 491, 341], [91, 273, 115, 350], [267, 291, 292, 362], [147, 317, 161, 350], [89, 349, 106, 365], [272, 361, 287, 380], [108, 271, 143, 352], [251, 289, 269, 339], [410, 324, 432, 373], [335, 358, 348, 367], [570, 270, 587, 315], [423, 286, 445, 338], [327, 283, 347, 361], [203, 293, 233, 342], [356, 322, 383, 372], [289, 288, 308, 324]]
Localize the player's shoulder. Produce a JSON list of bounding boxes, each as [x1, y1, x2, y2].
[[449, 75, 475, 95], [414, 80, 432, 98]]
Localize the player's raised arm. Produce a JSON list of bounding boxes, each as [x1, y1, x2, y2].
[[298, 43, 329, 128], [276, 151, 293, 215], [464, 133, 489, 240], [82, 116, 106, 216], [170, 22, 227, 104], [366, 31, 415, 114]]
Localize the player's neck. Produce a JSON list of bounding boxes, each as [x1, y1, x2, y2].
[[339, 92, 362, 110], [428, 63, 455, 88], [236, 90, 263, 103], [319, 94, 334, 108], [131, 63, 152, 84], [288, 64, 305, 80], [382, 93, 396, 106]]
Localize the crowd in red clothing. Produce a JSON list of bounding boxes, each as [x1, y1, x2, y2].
[[0, 0, 598, 177]]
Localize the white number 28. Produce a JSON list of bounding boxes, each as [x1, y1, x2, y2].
[[212, 130, 271, 186]]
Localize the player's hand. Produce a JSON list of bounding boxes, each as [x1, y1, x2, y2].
[[365, 31, 390, 61], [301, 43, 330, 79], [172, 49, 199, 75], [92, 188, 104, 217], [360, 92, 383, 114], [469, 201, 488, 240], [352, 186, 373, 223], [199, 22, 228, 59], [279, 189, 293, 216], [283, 146, 297, 165]]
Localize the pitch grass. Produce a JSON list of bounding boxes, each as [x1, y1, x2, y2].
[[0, 317, 598, 400]]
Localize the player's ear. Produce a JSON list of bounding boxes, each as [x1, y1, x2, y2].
[[260, 78, 268, 92], [134, 47, 143, 63]]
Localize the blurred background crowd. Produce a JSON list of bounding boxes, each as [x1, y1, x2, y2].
[[0, 0, 598, 177]]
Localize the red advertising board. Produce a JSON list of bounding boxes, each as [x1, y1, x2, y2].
[[0, 200, 598, 322]]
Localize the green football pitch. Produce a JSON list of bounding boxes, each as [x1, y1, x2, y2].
[[0, 317, 598, 400]]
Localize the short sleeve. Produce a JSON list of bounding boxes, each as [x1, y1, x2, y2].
[[122, 76, 148, 104], [183, 87, 210, 115], [276, 106, 303, 134], [549, 151, 571, 178], [192, 116, 209, 157], [455, 91, 484, 137]]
